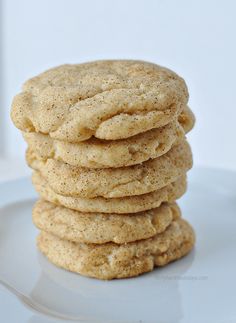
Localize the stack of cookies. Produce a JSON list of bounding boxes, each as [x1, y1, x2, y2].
[[11, 60, 195, 280]]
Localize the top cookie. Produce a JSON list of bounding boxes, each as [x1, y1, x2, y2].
[[11, 60, 189, 142]]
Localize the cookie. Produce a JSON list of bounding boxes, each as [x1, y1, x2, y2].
[[32, 172, 187, 214], [23, 105, 194, 169], [24, 118, 185, 169], [33, 200, 181, 244], [37, 218, 195, 279], [11, 60, 188, 142], [178, 105, 195, 133], [27, 140, 192, 198]]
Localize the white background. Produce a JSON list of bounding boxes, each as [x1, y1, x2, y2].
[[1, 0, 236, 170]]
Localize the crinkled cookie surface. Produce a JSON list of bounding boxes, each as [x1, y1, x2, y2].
[[11, 60, 189, 142], [38, 218, 195, 279]]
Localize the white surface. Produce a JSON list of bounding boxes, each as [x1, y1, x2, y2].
[[0, 168, 236, 322], [1, 0, 236, 170]]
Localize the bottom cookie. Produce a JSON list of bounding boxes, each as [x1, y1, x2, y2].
[[37, 218, 195, 280]]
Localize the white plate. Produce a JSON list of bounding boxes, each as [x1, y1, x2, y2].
[[0, 167, 236, 323]]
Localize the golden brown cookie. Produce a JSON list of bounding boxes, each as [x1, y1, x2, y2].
[[23, 119, 184, 169], [23, 106, 194, 169], [11, 60, 188, 142], [32, 172, 187, 214], [37, 218, 195, 280], [33, 200, 181, 244], [27, 140, 192, 198]]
